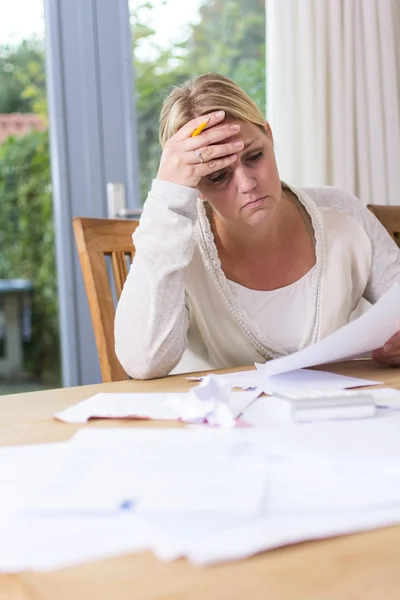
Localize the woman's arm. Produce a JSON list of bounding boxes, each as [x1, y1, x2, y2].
[[309, 186, 400, 301], [114, 179, 198, 379], [115, 110, 243, 378], [319, 188, 400, 365], [359, 207, 400, 304]]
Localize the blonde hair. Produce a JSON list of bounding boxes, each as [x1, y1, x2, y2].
[[159, 73, 265, 148]]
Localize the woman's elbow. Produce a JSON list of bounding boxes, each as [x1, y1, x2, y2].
[[114, 344, 181, 380], [114, 315, 185, 379]]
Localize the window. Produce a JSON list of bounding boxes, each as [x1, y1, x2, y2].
[[0, 0, 61, 393], [130, 0, 266, 203]]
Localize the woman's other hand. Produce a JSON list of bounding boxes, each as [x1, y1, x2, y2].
[[157, 111, 243, 188], [372, 332, 400, 365]]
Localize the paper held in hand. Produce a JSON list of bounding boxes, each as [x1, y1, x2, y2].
[[256, 282, 400, 377]]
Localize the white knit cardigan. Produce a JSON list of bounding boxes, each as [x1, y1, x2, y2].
[[114, 180, 400, 379]]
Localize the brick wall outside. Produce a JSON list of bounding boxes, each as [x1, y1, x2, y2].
[[0, 113, 46, 145]]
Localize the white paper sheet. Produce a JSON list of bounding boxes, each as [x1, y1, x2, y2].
[[166, 375, 236, 427], [160, 507, 400, 566], [54, 388, 260, 425], [69, 427, 400, 507], [166, 376, 261, 426], [260, 369, 381, 394], [100, 451, 400, 565], [189, 369, 381, 393], [0, 443, 68, 521], [4, 427, 400, 571], [255, 282, 400, 376], [27, 429, 268, 514], [187, 370, 259, 390], [242, 395, 400, 463], [4, 503, 400, 571], [0, 511, 151, 572], [54, 392, 180, 423], [70, 427, 267, 446], [140, 451, 400, 564]]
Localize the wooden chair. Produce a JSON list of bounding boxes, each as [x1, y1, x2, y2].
[[73, 217, 140, 382], [368, 205, 400, 248]]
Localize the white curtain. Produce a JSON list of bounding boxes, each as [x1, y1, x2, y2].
[[266, 0, 400, 206]]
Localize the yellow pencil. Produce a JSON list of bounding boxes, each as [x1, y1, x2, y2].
[[191, 119, 209, 137]]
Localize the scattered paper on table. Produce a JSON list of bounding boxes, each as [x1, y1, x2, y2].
[[54, 393, 180, 423], [160, 506, 400, 566], [187, 370, 259, 390], [166, 375, 260, 426], [54, 378, 261, 427], [0, 443, 68, 519], [242, 396, 400, 462], [166, 375, 234, 426], [259, 369, 381, 394], [4, 418, 400, 571], [189, 369, 381, 393], [27, 429, 268, 514], [255, 282, 400, 376], [0, 511, 150, 573]]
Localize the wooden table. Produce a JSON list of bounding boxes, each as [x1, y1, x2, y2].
[[1, 360, 400, 600]]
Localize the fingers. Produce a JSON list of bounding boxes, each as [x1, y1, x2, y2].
[[372, 331, 400, 366], [173, 111, 226, 142], [157, 142, 238, 189], [196, 152, 238, 176], [372, 349, 400, 365], [188, 140, 244, 164], [382, 331, 400, 351], [185, 123, 241, 151], [157, 111, 242, 188]]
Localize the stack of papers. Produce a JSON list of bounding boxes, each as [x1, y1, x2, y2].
[[3, 415, 400, 571], [27, 430, 267, 514]]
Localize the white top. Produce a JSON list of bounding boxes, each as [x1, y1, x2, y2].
[[114, 180, 400, 379], [227, 267, 315, 354]]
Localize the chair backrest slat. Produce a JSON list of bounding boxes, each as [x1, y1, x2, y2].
[[111, 251, 129, 299], [368, 205, 400, 248], [73, 217, 139, 382]]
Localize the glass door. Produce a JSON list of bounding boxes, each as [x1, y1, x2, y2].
[[129, 0, 266, 204], [0, 0, 61, 394]]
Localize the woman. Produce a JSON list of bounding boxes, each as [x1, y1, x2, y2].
[[115, 73, 400, 379]]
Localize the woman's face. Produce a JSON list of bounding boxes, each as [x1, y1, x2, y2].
[[197, 121, 282, 227]]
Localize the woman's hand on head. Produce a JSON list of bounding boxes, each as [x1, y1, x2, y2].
[[372, 331, 400, 366], [156, 111, 244, 188]]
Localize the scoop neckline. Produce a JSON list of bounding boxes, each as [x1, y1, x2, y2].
[[195, 183, 325, 358], [227, 264, 316, 294]]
